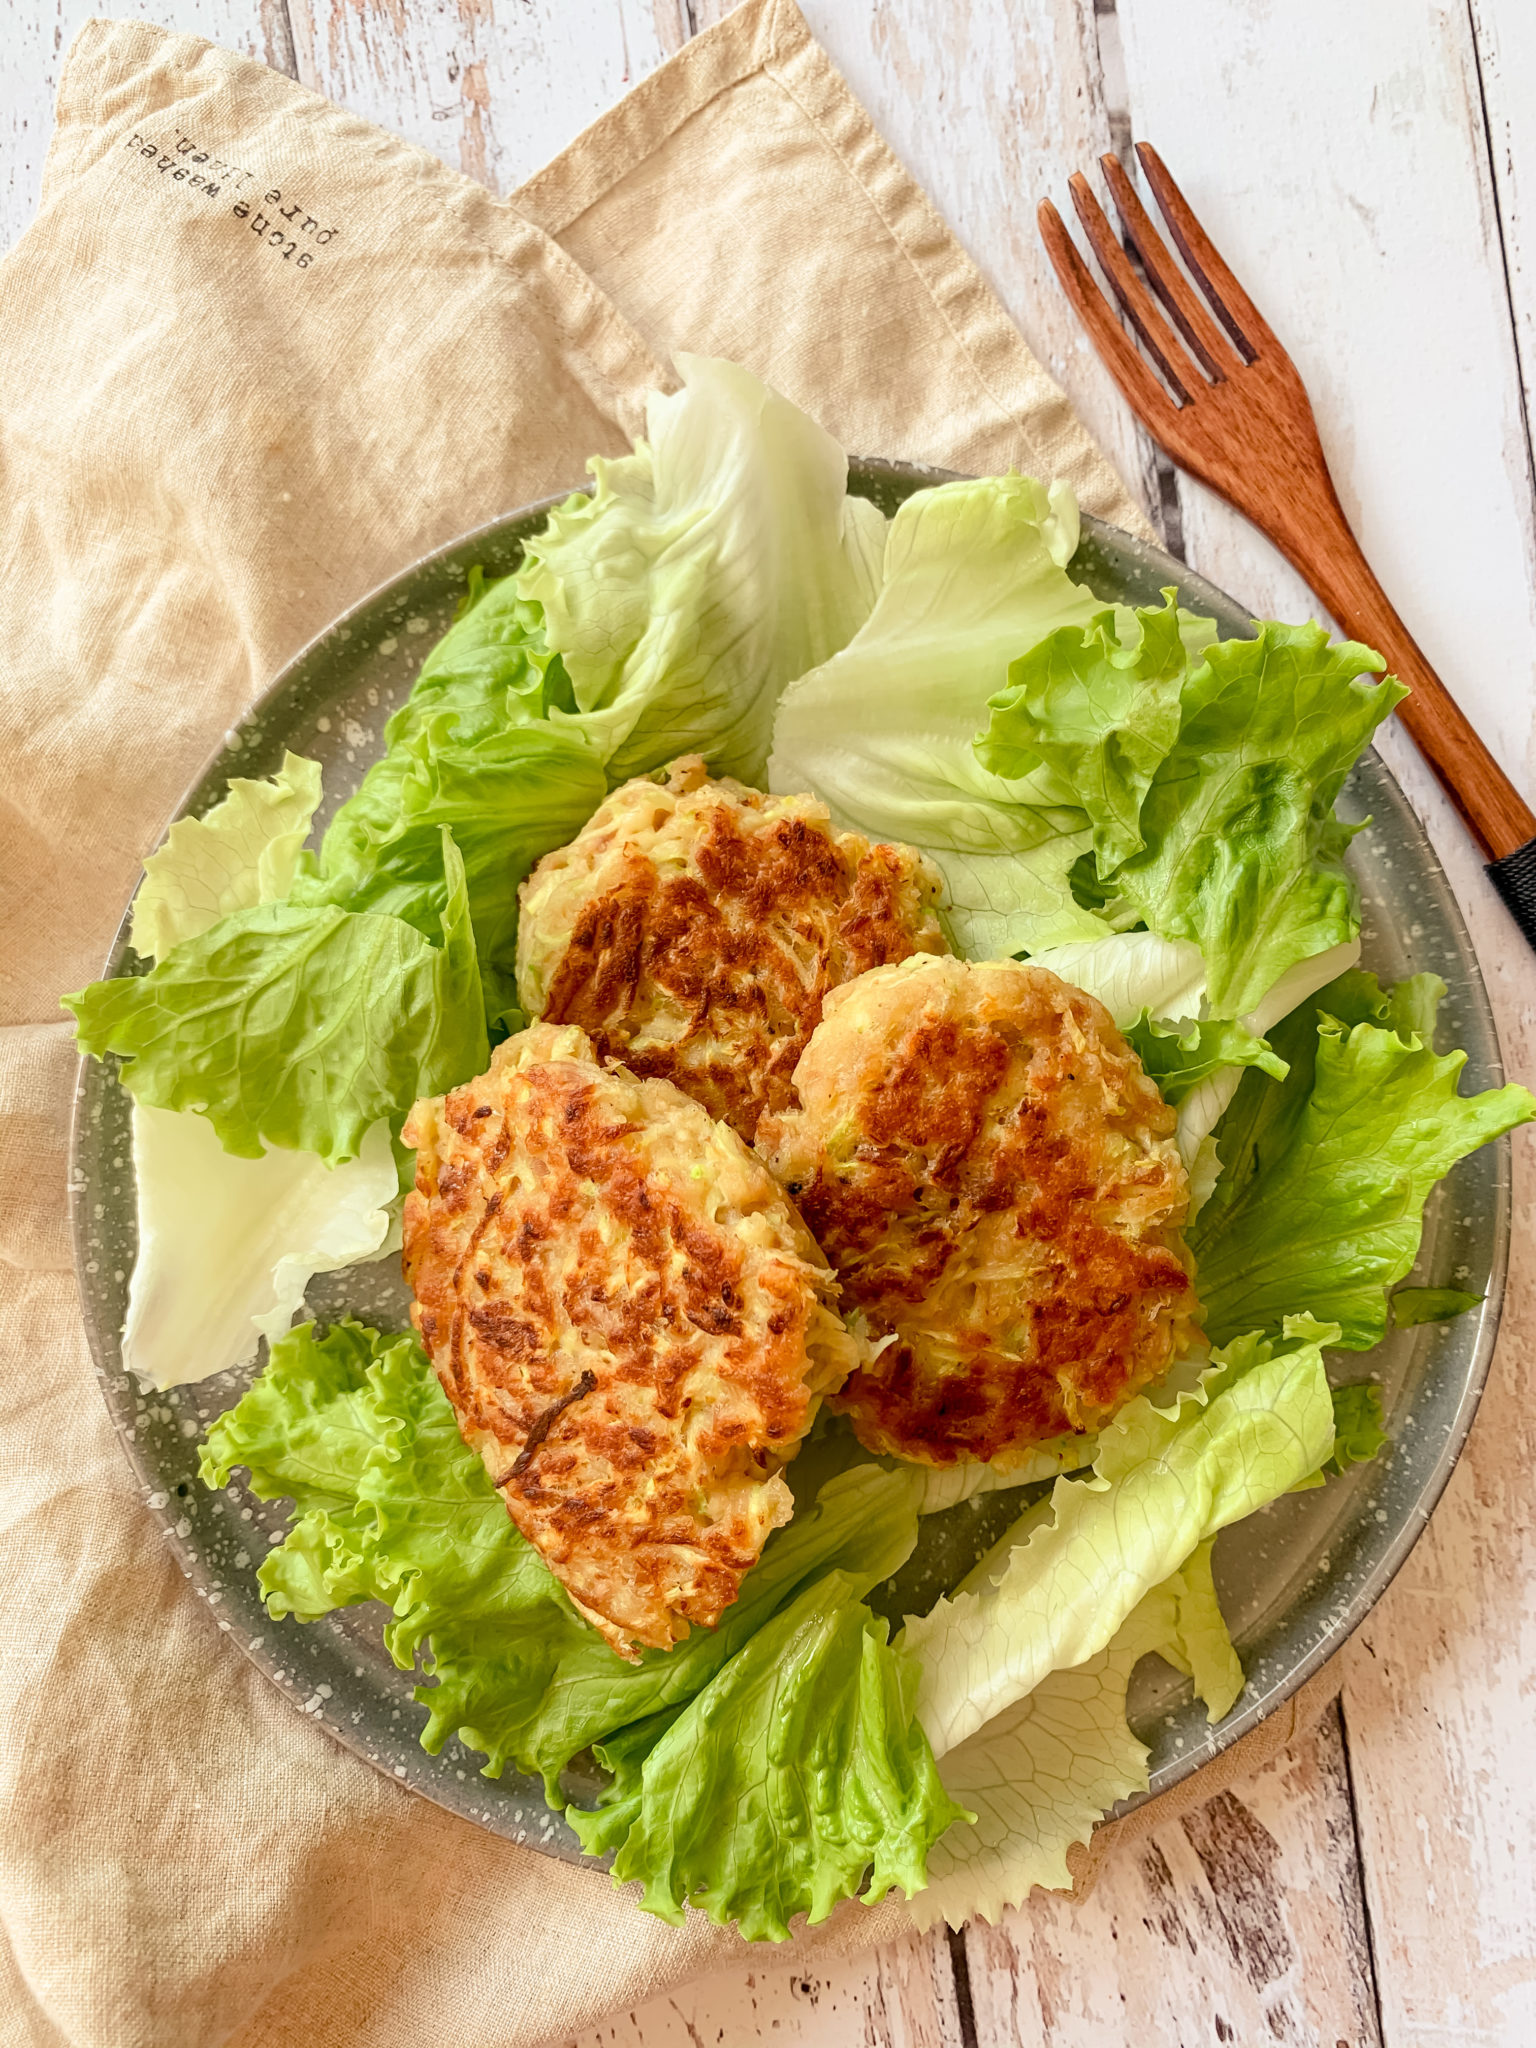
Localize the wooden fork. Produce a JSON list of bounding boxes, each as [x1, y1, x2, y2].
[[1039, 143, 1536, 941]]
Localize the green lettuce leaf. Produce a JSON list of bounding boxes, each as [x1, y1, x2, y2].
[[911, 1536, 1240, 1930], [903, 1317, 1337, 1758], [908, 1433, 1098, 1515], [516, 355, 885, 786], [201, 1318, 410, 1511], [1027, 931, 1209, 1026], [1125, 1013, 1287, 1105], [385, 575, 578, 752], [978, 601, 1395, 1021], [299, 720, 605, 1025], [977, 593, 1189, 871], [129, 751, 323, 964], [1322, 1383, 1388, 1476], [67, 830, 487, 1165], [287, 358, 884, 1011], [1190, 972, 1535, 1348], [1107, 623, 1405, 1018], [202, 1320, 963, 1935], [1390, 1285, 1483, 1328], [768, 473, 1113, 958], [594, 1571, 968, 1940]]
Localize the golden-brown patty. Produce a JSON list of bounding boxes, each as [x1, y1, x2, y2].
[[401, 1022, 861, 1659], [514, 754, 947, 1143], [755, 955, 1199, 1466]]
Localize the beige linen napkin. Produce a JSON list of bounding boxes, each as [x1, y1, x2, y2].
[[0, 7, 1331, 2043]]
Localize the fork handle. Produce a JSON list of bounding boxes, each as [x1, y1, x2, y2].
[[1257, 470, 1536, 869]]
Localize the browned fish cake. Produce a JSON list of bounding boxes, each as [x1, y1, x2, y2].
[[755, 955, 1200, 1467], [401, 1022, 862, 1659], [514, 754, 947, 1143]]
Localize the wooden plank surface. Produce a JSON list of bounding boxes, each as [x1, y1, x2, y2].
[[286, 0, 670, 196], [1469, 0, 1536, 540], [5, 1, 1535, 2042], [1093, 16, 1536, 2038], [1111, 0, 1536, 786]]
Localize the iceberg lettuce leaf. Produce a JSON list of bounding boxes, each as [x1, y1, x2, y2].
[[517, 356, 884, 786], [910, 1535, 1241, 1929], [124, 1108, 396, 1389], [1026, 931, 1208, 1028], [768, 473, 1113, 958]]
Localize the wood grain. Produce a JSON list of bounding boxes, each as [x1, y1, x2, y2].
[[792, 0, 1167, 543], [286, 0, 670, 196], [1468, 0, 1536, 546], [964, 1701, 1383, 2048], [1107, 5, 1536, 2042], [561, 1927, 969, 2048]]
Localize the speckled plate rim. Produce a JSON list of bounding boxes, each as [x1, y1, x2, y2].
[[69, 459, 1511, 1860]]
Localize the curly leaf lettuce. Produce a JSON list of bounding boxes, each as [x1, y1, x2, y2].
[[1108, 623, 1404, 1018], [129, 751, 323, 963], [1125, 1013, 1286, 1106], [201, 1322, 964, 1934], [769, 473, 1115, 958], [67, 830, 487, 1165], [1190, 972, 1535, 1348], [588, 1570, 969, 1939], [516, 355, 886, 786], [978, 593, 1193, 871], [977, 600, 1396, 1020], [385, 575, 579, 753]]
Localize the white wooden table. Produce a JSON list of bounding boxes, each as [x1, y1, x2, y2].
[[7, 3, 1535, 2042]]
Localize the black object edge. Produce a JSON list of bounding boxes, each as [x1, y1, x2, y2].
[[1486, 836, 1536, 947]]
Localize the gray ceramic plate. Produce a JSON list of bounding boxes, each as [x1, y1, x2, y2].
[[71, 459, 1511, 1866]]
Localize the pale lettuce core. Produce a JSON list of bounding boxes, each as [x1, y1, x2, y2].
[[768, 473, 1112, 959], [518, 354, 886, 787], [124, 1109, 397, 1389]]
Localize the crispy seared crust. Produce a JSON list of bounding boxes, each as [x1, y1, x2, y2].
[[755, 956, 1200, 1466], [402, 1023, 860, 1659], [514, 755, 947, 1143]]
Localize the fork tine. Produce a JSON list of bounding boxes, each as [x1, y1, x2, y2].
[[1037, 198, 1182, 431], [1134, 143, 1279, 362], [1066, 173, 1194, 405], [1098, 154, 1238, 382]]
